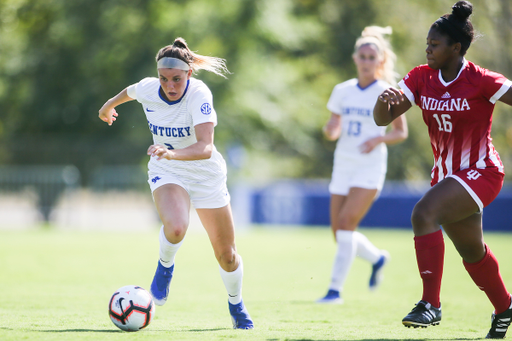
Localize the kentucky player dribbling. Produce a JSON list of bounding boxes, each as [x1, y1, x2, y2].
[[374, 1, 512, 338], [98, 37, 253, 329]]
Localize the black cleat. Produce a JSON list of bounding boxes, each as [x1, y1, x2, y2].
[[402, 300, 442, 328], [486, 302, 512, 339]]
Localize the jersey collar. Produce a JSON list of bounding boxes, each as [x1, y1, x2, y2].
[[438, 58, 467, 87], [357, 79, 378, 91], [158, 79, 190, 105]]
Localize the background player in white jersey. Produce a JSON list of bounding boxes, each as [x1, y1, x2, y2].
[[317, 26, 407, 304], [374, 1, 512, 338], [98, 38, 253, 329]]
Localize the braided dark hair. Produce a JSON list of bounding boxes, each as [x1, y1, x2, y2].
[[431, 1, 475, 56]]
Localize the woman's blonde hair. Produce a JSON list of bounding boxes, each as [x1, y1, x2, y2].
[[353, 26, 397, 85], [156, 37, 230, 78]]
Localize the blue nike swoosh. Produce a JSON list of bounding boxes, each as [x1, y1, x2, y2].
[[146, 108, 155, 112]]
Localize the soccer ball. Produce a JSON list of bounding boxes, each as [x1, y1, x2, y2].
[[108, 285, 155, 331]]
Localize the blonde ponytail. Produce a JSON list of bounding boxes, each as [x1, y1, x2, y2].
[[354, 26, 398, 85], [156, 37, 230, 78]]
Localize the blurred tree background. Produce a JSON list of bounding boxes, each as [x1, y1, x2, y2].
[[0, 0, 511, 185]]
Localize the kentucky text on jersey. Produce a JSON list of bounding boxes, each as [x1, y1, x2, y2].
[[342, 107, 372, 116], [420, 96, 471, 111], [148, 120, 191, 137]]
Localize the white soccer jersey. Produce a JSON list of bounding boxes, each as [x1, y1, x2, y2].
[[127, 77, 227, 184], [327, 79, 389, 169]]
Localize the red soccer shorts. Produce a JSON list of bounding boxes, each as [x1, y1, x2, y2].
[[446, 167, 504, 212]]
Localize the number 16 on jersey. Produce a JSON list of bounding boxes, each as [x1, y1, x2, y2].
[[433, 113, 452, 132]]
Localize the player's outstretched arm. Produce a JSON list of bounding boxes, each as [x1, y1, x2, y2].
[[322, 112, 342, 141], [373, 87, 411, 126], [498, 86, 512, 106], [98, 88, 135, 126]]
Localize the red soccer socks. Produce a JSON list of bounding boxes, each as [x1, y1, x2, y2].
[[414, 230, 445, 308], [464, 244, 511, 314]]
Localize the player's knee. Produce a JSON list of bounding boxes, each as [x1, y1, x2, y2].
[[162, 219, 188, 240], [411, 201, 435, 228], [337, 214, 360, 230], [218, 249, 237, 269]]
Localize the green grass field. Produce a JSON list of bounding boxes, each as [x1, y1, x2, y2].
[[1, 225, 511, 340]]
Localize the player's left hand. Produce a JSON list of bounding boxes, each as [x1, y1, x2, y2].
[[359, 138, 380, 154], [147, 144, 174, 161]]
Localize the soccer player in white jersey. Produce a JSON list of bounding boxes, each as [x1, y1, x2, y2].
[[374, 1, 512, 338], [98, 38, 253, 329], [317, 26, 407, 304]]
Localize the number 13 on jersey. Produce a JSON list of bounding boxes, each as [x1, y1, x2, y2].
[[347, 120, 361, 136]]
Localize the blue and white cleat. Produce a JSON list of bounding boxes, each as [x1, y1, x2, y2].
[[316, 289, 343, 304], [369, 250, 390, 291], [150, 261, 174, 306], [229, 300, 254, 329]]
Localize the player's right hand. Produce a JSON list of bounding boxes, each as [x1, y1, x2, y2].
[[378, 87, 405, 106], [98, 106, 119, 126]]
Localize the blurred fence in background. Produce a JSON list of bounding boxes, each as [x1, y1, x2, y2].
[[1, 166, 512, 231], [0, 166, 80, 223], [89, 166, 148, 192], [0, 165, 158, 230]]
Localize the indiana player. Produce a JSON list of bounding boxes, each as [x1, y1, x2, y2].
[[374, 1, 512, 338], [98, 38, 253, 329], [317, 26, 407, 304]]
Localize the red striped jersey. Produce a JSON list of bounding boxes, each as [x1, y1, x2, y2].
[[399, 60, 512, 184]]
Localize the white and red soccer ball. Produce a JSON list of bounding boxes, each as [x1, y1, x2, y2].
[[108, 285, 155, 331]]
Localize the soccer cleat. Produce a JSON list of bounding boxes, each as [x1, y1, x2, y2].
[[150, 261, 174, 306], [369, 250, 390, 291], [402, 300, 442, 328], [229, 300, 254, 329], [316, 289, 343, 304], [486, 300, 512, 339]]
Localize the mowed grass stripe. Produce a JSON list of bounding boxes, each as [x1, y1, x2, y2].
[[0, 226, 510, 340]]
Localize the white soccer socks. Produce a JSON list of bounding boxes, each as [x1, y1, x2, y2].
[[354, 231, 381, 264], [219, 256, 244, 305], [329, 230, 357, 291], [158, 225, 184, 268]]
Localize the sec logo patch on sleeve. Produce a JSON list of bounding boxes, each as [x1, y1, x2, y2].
[[201, 103, 212, 115]]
